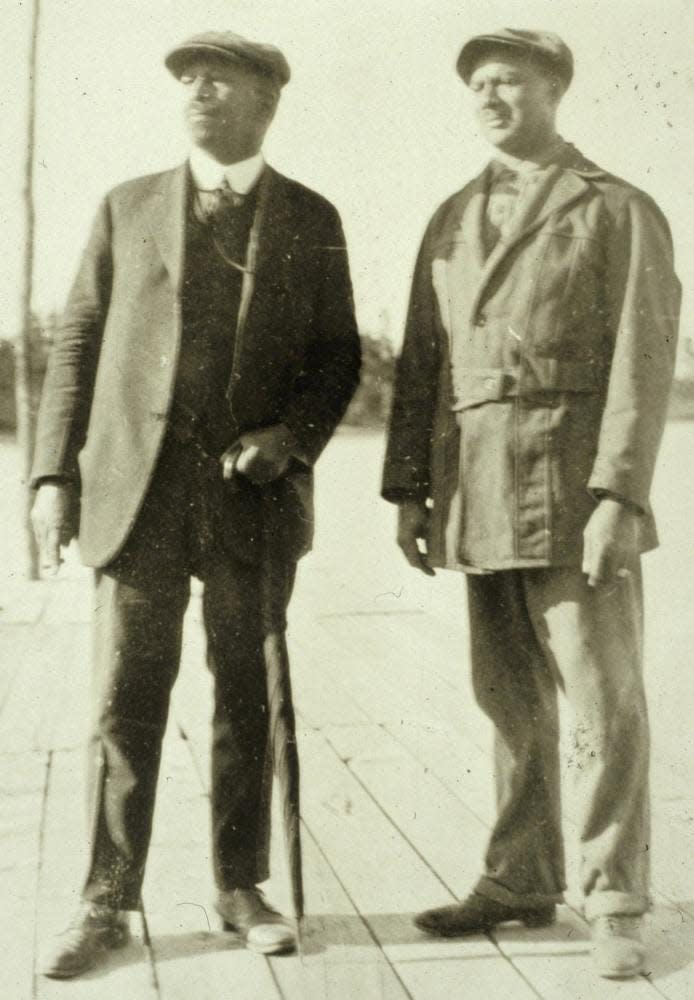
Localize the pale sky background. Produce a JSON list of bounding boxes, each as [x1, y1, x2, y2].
[[3, 0, 693, 365]]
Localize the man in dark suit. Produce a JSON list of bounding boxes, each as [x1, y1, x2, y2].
[[31, 31, 360, 978]]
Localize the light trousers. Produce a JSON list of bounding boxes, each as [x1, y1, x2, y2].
[[467, 566, 650, 919]]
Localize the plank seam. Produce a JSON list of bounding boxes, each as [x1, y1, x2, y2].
[[324, 736, 548, 1000], [299, 821, 416, 1000], [30, 749, 51, 1000]]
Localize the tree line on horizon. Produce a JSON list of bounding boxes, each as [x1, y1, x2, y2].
[[0, 313, 396, 431]]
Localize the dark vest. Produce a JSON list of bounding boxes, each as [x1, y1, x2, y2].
[[171, 180, 257, 455]]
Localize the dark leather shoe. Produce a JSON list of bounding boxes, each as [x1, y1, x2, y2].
[[415, 893, 556, 937], [215, 888, 296, 955], [40, 903, 130, 979]]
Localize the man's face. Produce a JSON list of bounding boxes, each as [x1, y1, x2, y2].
[[180, 56, 277, 159], [468, 52, 560, 156]]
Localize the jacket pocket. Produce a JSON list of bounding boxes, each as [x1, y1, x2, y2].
[[528, 234, 606, 355]]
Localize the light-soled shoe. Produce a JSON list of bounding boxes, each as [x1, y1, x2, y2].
[[215, 888, 296, 955], [590, 914, 645, 979], [40, 903, 130, 979]]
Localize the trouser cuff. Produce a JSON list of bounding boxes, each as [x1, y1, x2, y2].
[[583, 891, 650, 920], [475, 875, 564, 909], [215, 861, 270, 892]]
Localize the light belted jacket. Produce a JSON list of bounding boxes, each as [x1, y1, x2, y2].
[[383, 144, 681, 570]]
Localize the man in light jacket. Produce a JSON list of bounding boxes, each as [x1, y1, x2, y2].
[[32, 30, 360, 978], [382, 28, 680, 979]]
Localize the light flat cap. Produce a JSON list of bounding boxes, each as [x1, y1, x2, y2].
[[165, 30, 291, 87], [457, 29, 573, 89]]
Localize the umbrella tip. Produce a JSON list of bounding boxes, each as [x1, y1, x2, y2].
[[295, 914, 306, 960]]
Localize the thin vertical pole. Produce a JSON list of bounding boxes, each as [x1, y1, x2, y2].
[[16, 0, 41, 579]]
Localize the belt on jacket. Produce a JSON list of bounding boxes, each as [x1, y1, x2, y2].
[[450, 357, 599, 411]]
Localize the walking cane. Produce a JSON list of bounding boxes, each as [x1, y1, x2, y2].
[[258, 483, 305, 949], [220, 443, 305, 949]]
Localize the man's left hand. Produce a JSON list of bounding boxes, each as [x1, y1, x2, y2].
[[582, 497, 640, 588], [222, 423, 298, 485]]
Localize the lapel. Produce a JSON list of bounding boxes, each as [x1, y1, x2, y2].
[[142, 164, 189, 294], [231, 166, 294, 365], [248, 165, 294, 287], [457, 167, 491, 274], [467, 154, 595, 323], [142, 162, 293, 353], [435, 169, 489, 341], [232, 166, 270, 364]]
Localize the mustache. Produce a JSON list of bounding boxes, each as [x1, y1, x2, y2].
[[187, 102, 219, 115]]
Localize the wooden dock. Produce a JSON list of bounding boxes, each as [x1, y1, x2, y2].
[[1, 427, 693, 999]]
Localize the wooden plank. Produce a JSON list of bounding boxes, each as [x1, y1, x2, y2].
[[34, 625, 92, 752], [495, 906, 659, 999], [500, 951, 657, 998], [641, 901, 694, 1000], [143, 727, 282, 1000], [299, 728, 450, 917], [650, 757, 693, 805], [396, 955, 540, 1000], [286, 632, 371, 729], [0, 623, 91, 754], [0, 579, 46, 625], [267, 828, 411, 1000], [0, 628, 48, 753], [34, 747, 157, 999], [0, 751, 46, 1000], [323, 723, 487, 899], [650, 806, 694, 904], [288, 620, 478, 754], [298, 728, 537, 998], [43, 572, 94, 626], [383, 719, 494, 829]]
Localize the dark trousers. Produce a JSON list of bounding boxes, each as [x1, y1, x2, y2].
[[467, 566, 649, 920], [82, 433, 294, 909]]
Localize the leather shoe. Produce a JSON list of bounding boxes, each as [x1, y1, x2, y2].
[[215, 888, 296, 955], [415, 892, 556, 937], [40, 903, 130, 979], [590, 915, 645, 978]]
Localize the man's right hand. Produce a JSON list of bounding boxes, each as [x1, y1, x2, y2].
[[397, 499, 435, 577], [31, 482, 78, 576]]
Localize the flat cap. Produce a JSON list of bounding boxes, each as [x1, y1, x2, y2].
[[457, 29, 573, 89], [165, 31, 291, 87]]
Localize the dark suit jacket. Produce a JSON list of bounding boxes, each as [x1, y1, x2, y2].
[[32, 164, 361, 567]]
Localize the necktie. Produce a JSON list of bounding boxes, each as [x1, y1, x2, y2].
[[196, 177, 245, 225]]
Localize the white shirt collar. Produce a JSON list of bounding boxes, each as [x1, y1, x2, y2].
[[188, 148, 265, 194]]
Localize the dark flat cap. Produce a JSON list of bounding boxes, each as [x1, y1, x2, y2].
[[457, 29, 573, 89], [165, 31, 291, 87]]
